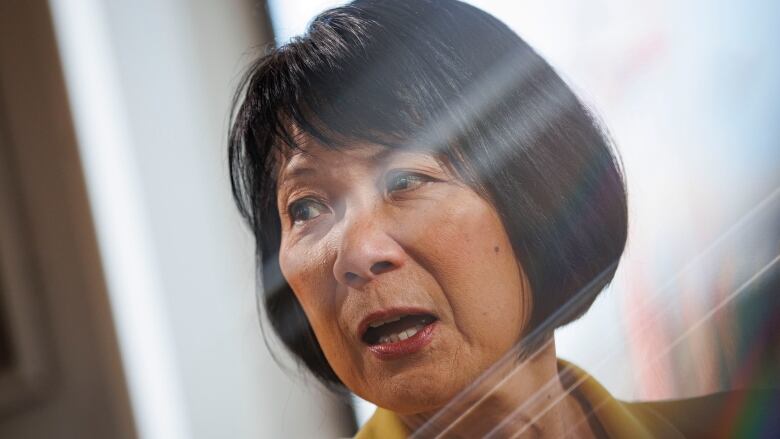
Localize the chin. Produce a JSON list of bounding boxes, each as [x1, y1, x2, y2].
[[364, 368, 470, 415]]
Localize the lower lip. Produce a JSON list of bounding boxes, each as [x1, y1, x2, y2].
[[367, 321, 437, 360]]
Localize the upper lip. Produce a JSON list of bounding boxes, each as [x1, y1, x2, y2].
[[357, 307, 438, 341]]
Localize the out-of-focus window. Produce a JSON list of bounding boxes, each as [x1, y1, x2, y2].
[[49, 0, 355, 437]]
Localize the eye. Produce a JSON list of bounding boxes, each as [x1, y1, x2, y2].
[[288, 198, 328, 225], [385, 171, 432, 194]]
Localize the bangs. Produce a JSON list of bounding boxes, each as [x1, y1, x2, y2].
[[228, 0, 518, 220], [232, 16, 450, 225]]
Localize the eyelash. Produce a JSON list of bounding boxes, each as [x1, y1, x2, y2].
[[385, 171, 433, 194], [287, 197, 328, 225], [286, 171, 436, 226]]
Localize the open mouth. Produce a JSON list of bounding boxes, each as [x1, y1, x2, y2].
[[362, 313, 437, 345]]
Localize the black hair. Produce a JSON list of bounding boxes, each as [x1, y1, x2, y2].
[[228, 0, 627, 391]]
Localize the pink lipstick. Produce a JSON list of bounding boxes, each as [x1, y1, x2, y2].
[[367, 320, 437, 360], [358, 309, 438, 360]]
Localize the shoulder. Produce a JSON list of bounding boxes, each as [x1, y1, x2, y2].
[[623, 389, 780, 439]]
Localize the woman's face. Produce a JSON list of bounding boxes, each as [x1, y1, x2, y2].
[[276, 138, 531, 414]]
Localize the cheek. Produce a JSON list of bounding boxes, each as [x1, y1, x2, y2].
[[279, 238, 360, 379], [407, 194, 529, 346], [279, 241, 338, 336], [280, 244, 322, 299]]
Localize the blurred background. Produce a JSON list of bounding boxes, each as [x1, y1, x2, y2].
[[0, 0, 777, 437]]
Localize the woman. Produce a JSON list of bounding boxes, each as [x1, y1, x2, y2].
[[228, 1, 777, 437]]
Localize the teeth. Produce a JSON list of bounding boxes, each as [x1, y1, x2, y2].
[[369, 315, 403, 328], [377, 325, 425, 344]]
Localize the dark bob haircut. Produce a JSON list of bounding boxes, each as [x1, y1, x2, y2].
[[229, 0, 627, 390]]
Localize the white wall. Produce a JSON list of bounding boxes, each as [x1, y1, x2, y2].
[[49, 0, 353, 437]]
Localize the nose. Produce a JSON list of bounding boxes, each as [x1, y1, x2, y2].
[[333, 214, 405, 289]]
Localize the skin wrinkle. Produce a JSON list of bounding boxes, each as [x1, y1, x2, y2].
[[425, 341, 590, 439]]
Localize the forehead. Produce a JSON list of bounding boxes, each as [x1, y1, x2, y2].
[[276, 135, 444, 185], [281, 141, 386, 172]]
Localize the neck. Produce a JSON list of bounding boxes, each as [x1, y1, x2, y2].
[[399, 338, 596, 438]]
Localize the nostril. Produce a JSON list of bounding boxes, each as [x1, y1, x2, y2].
[[345, 272, 361, 284], [341, 261, 398, 286], [370, 261, 395, 275]]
